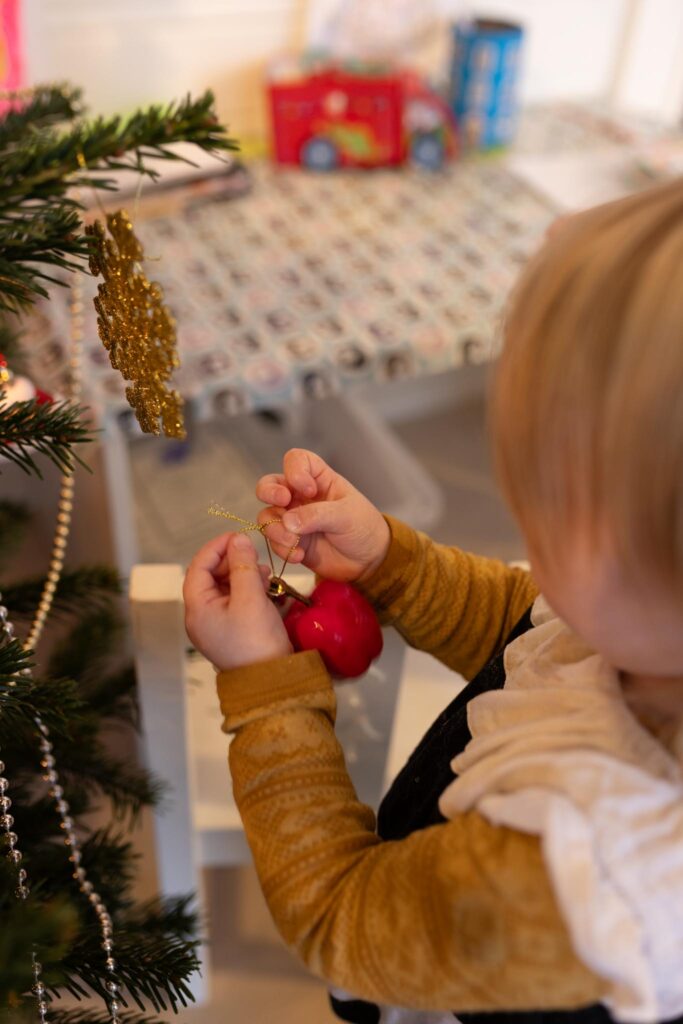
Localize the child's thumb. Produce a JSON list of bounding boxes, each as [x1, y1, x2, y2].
[[227, 534, 264, 602]]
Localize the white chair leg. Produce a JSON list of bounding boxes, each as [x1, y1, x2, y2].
[[129, 564, 210, 1004]]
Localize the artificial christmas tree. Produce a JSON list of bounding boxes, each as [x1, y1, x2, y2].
[[0, 82, 236, 1021]]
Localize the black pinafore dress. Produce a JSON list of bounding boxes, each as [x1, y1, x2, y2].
[[328, 610, 663, 1024]]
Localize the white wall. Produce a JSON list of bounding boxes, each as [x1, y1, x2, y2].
[[477, 0, 628, 103], [24, 0, 310, 141], [23, 0, 682, 140], [610, 0, 683, 123]]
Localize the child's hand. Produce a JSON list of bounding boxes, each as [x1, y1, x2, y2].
[[184, 532, 292, 671], [256, 449, 391, 583]]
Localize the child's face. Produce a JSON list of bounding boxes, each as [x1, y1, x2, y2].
[[528, 538, 683, 680]]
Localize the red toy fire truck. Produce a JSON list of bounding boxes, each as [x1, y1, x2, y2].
[[268, 57, 458, 171]]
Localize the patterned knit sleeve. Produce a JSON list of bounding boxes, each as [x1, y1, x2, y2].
[[355, 516, 539, 680], [216, 651, 604, 1013]]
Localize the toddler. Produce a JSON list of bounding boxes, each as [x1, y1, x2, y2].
[[184, 177, 683, 1024]]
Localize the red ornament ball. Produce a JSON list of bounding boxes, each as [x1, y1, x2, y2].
[[284, 579, 383, 679], [0, 354, 53, 405]]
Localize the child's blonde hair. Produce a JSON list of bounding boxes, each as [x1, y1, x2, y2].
[[491, 177, 683, 595]]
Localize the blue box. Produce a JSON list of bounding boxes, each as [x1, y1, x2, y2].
[[450, 18, 524, 150]]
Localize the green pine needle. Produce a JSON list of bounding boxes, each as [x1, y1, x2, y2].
[[81, 664, 139, 730], [0, 498, 32, 561], [47, 605, 124, 683], [55, 747, 166, 823], [0, 207, 87, 314], [49, 1013, 170, 1024], [0, 635, 33, 685], [3, 567, 121, 620], [0, 84, 83, 148], [0, 667, 83, 739], [0, 883, 78, 1008], [0, 89, 239, 313], [0, 398, 92, 476], [28, 828, 138, 913], [60, 912, 201, 1012], [0, 315, 29, 373]]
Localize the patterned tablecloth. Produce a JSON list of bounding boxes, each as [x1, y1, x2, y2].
[[25, 105, 641, 421]]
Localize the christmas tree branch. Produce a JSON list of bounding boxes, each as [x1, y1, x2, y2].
[[56, 748, 166, 823], [0, 207, 86, 312], [59, 913, 201, 1012], [123, 895, 198, 941], [0, 90, 236, 204], [0, 398, 92, 476], [0, 635, 33, 685], [3, 567, 121, 621], [81, 664, 139, 731], [11, 663, 165, 822], [29, 829, 138, 914], [0, 498, 32, 558], [0, 667, 83, 738], [44, 606, 141, 733], [0, 315, 28, 373], [47, 607, 124, 684], [50, 1012, 168, 1024], [0, 878, 77, 1009], [8, 785, 85, 847], [0, 84, 84, 148], [0, 90, 237, 312]]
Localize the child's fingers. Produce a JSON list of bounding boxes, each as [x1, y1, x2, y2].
[[184, 532, 233, 605], [226, 534, 268, 605], [274, 543, 306, 563], [258, 507, 298, 547], [281, 499, 348, 538], [257, 509, 306, 563], [255, 473, 291, 507], [282, 448, 330, 498], [220, 556, 271, 589]]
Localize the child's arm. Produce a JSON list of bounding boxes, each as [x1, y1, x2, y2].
[[183, 538, 601, 1013], [256, 450, 538, 681], [218, 649, 604, 1012], [356, 514, 538, 680]]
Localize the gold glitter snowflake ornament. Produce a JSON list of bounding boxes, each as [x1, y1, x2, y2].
[[86, 210, 186, 439]]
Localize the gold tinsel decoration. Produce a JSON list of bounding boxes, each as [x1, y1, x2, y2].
[[86, 210, 185, 438]]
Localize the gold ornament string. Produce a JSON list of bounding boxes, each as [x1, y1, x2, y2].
[[207, 504, 311, 603]]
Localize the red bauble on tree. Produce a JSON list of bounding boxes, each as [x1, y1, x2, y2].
[[0, 353, 53, 405], [283, 579, 383, 679]]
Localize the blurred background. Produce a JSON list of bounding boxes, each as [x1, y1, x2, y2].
[[21, 0, 683, 139], [3, 1, 683, 1021]]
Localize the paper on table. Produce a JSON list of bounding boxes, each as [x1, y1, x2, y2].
[[508, 149, 652, 213]]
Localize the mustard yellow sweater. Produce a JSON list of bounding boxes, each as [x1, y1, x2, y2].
[[216, 516, 604, 1012]]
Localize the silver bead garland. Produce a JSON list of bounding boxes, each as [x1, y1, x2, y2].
[[32, 953, 49, 1024], [36, 713, 122, 1024], [0, 272, 123, 1023], [0, 751, 29, 899]]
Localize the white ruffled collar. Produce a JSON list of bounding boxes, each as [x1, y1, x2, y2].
[[438, 596, 683, 1023]]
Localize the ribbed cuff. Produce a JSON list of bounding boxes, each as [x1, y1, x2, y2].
[[355, 515, 422, 620], [216, 649, 332, 731]]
